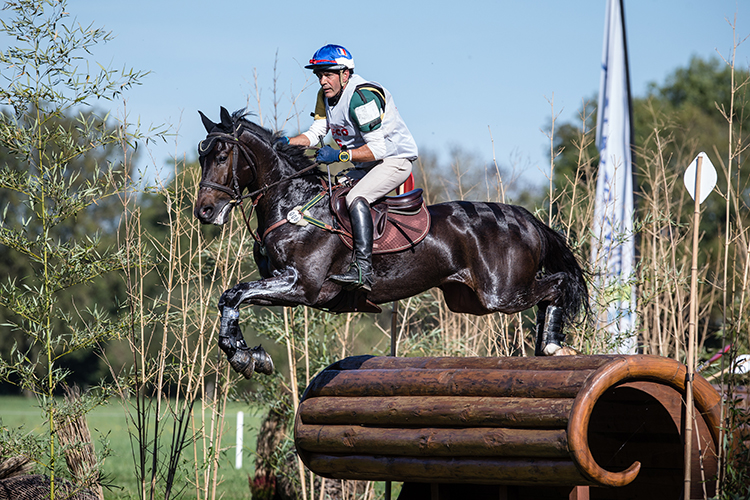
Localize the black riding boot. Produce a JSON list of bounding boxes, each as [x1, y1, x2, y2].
[[330, 197, 375, 292]]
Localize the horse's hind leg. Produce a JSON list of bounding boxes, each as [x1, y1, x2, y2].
[[529, 273, 569, 356], [535, 303, 565, 355]]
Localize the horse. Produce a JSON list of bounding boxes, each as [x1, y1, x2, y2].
[[194, 107, 589, 378]]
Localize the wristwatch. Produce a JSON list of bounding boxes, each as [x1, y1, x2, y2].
[[338, 150, 351, 162]]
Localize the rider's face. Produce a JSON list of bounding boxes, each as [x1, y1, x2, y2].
[[316, 70, 348, 98]]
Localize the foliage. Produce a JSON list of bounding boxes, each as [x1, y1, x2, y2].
[[549, 52, 750, 497], [549, 55, 750, 353], [0, 0, 145, 495]]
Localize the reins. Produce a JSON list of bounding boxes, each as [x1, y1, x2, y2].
[[242, 162, 322, 201]]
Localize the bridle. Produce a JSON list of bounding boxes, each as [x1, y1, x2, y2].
[[198, 125, 259, 203], [198, 125, 323, 244]]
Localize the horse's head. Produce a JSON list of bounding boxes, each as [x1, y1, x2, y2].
[[194, 107, 266, 225]]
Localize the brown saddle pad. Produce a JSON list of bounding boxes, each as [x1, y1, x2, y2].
[[331, 186, 431, 254]]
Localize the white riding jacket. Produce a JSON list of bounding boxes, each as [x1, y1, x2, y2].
[[302, 74, 418, 162]]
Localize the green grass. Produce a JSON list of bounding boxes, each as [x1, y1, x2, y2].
[[0, 395, 263, 499]]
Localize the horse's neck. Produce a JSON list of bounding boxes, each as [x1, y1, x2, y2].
[[237, 131, 323, 229]]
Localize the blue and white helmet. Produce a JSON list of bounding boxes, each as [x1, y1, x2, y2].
[[305, 44, 355, 72]]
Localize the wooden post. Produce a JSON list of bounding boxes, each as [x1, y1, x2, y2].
[[569, 486, 589, 500], [390, 301, 398, 357], [685, 154, 702, 499], [385, 300, 398, 500]]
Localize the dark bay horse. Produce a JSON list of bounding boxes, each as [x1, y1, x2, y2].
[[194, 108, 589, 377]]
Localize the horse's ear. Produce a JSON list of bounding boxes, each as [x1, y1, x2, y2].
[[220, 107, 233, 129], [199, 111, 216, 133]]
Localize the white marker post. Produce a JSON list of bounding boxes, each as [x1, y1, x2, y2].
[[682, 152, 716, 499], [236, 411, 244, 470]]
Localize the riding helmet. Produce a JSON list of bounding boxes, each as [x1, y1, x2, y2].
[[305, 44, 355, 72]]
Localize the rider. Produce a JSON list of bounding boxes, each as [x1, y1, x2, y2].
[[281, 44, 418, 292]]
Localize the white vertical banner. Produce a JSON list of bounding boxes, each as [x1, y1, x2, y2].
[[592, 0, 637, 354]]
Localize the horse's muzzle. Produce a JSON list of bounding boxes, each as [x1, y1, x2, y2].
[[194, 198, 233, 225]]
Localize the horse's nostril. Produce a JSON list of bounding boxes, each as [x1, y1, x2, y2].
[[201, 206, 213, 218]]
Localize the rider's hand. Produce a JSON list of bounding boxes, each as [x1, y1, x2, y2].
[[316, 145, 350, 164]]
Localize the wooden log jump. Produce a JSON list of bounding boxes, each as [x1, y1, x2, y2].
[[294, 354, 723, 499]]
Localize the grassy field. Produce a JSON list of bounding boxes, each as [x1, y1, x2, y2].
[[0, 395, 264, 499]]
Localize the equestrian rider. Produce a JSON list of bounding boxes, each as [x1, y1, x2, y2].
[[280, 44, 418, 292]]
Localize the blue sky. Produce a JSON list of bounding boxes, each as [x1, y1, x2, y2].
[[68, 0, 750, 188]]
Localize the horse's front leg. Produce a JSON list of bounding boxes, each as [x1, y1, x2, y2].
[[217, 268, 305, 379], [218, 307, 274, 378], [218, 267, 300, 310]]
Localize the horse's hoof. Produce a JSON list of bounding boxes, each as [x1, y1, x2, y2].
[[553, 346, 581, 356], [228, 349, 257, 379], [542, 343, 562, 356], [251, 345, 274, 375]]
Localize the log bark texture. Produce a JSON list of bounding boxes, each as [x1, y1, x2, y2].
[[295, 354, 724, 499]]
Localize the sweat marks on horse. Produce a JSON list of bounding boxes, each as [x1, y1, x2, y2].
[[194, 107, 590, 378]]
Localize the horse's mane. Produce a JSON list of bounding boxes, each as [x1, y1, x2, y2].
[[227, 109, 322, 177]]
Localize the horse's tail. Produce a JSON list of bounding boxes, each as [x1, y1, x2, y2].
[[530, 217, 590, 327]]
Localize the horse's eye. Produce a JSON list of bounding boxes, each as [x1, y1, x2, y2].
[[218, 153, 228, 163]]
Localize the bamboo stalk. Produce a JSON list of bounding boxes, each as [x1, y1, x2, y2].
[[685, 154, 703, 499], [284, 307, 307, 500]]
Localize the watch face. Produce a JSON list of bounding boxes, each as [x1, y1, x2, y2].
[[287, 209, 303, 224]]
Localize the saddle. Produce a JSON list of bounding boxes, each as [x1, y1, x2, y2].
[[330, 186, 431, 254]]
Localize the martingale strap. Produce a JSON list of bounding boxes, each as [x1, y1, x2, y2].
[[262, 188, 351, 243]]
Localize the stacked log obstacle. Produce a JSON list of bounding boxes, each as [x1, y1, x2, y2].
[[295, 354, 724, 500]]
